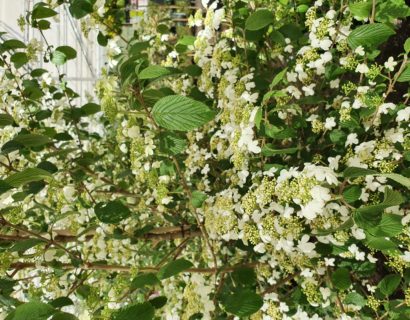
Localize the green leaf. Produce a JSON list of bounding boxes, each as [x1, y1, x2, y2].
[[370, 214, 403, 237], [158, 132, 187, 155], [191, 191, 207, 208], [270, 68, 288, 88], [1, 39, 26, 50], [397, 65, 410, 82], [50, 312, 77, 320], [10, 239, 45, 253], [382, 173, 410, 189], [81, 103, 101, 116], [32, 4, 58, 19], [11, 52, 29, 69], [0, 114, 14, 127], [376, 0, 410, 23], [222, 289, 263, 317], [52, 46, 77, 65], [344, 167, 378, 178], [349, 1, 372, 18], [157, 258, 193, 279], [404, 38, 410, 53], [94, 200, 131, 224], [245, 9, 274, 31], [13, 134, 51, 147], [344, 292, 367, 307], [378, 274, 401, 296], [344, 167, 410, 189], [356, 188, 403, 215], [50, 297, 74, 308], [113, 302, 154, 320], [9, 301, 55, 320], [97, 31, 108, 47], [152, 95, 215, 131], [261, 145, 298, 156], [366, 236, 398, 251], [331, 268, 351, 290], [149, 296, 167, 309], [130, 273, 159, 290], [139, 65, 174, 80], [68, 0, 94, 19], [343, 185, 362, 203], [347, 23, 395, 49], [5, 168, 52, 188]]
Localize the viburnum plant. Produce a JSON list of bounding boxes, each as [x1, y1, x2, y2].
[[1, 0, 410, 319]]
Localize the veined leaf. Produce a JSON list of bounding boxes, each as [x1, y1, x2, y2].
[[349, 1, 372, 19], [245, 9, 274, 31], [347, 23, 395, 49], [139, 65, 176, 80], [152, 95, 215, 131], [113, 302, 154, 320], [0, 114, 14, 127], [397, 65, 410, 82], [222, 289, 263, 317], [157, 258, 193, 279], [5, 168, 52, 188], [378, 274, 401, 296], [13, 134, 51, 147]]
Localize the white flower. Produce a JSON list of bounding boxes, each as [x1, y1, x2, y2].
[[298, 235, 316, 255], [300, 199, 324, 220], [379, 102, 396, 114], [302, 83, 316, 96], [348, 244, 365, 261], [241, 91, 258, 103], [324, 117, 336, 130], [324, 257, 335, 266], [287, 71, 298, 82], [238, 126, 261, 153], [355, 63, 369, 74], [396, 107, 410, 122], [345, 133, 359, 147], [354, 46, 365, 56], [330, 79, 340, 88], [63, 186, 76, 202], [384, 56, 398, 71], [254, 243, 266, 254]]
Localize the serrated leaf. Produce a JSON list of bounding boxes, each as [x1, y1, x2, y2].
[[158, 132, 187, 155], [349, 1, 372, 18], [331, 268, 351, 290], [270, 68, 288, 88], [32, 4, 58, 19], [191, 191, 207, 208], [94, 200, 131, 224], [11, 52, 28, 68], [366, 236, 398, 251], [343, 185, 362, 203], [397, 65, 410, 82], [261, 145, 298, 156], [404, 38, 410, 53], [4, 168, 52, 188], [152, 95, 215, 131], [344, 167, 378, 178], [13, 134, 51, 147], [222, 289, 263, 317], [245, 9, 274, 31], [10, 239, 45, 253], [1, 39, 26, 50], [370, 214, 403, 237], [344, 292, 367, 307], [378, 274, 401, 296], [81, 103, 101, 116], [139, 65, 174, 80], [52, 46, 77, 65], [0, 114, 14, 127], [347, 23, 395, 49], [157, 258, 193, 279], [130, 273, 159, 290], [113, 302, 154, 320], [9, 301, 55, 320]]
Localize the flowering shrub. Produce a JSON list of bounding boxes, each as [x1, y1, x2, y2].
[[1, 0, 410, 319]]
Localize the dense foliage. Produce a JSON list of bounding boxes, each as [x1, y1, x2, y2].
[[1, 0, 410, 319]]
